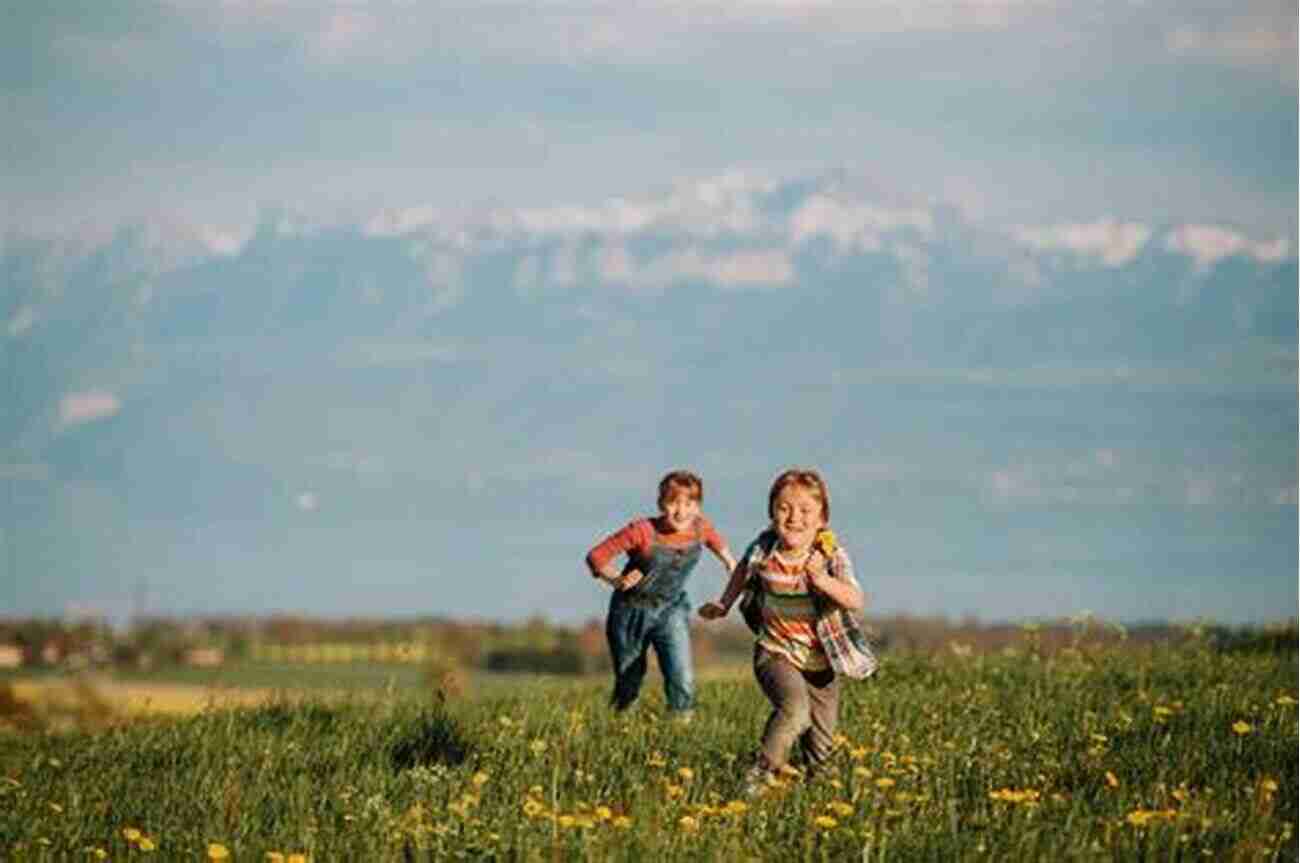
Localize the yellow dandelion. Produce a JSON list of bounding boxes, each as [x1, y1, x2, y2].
[[853, 766, 871, 779], [677, 767, 695, 782], [849, 747, 868, 760], [471, 771, 490, 787], [1274, 695, 1297, 706], [122, 828, 142, 842], [522, 799, 544, 818], [594, 805, 613, 821], [557, 815, 575, 828], [266, 854, 286, 863], [815, 529, 838, 555], [287, 855, 308, 863], [138, 837, 157, 852], [1105, 771, 1120, 788], [875, 777, 896, 789], [724, 800, 750, 816], [612, 816, 632, 829], [1232, 721, 1253, 735], [647, 751, 667, 768], [665, 783, 685, 799], [528, 785, 544, 797], [678, 815, 699, 832], [813, 815, 838, 829], [208, 844, 231, 860], [828, 801, 854, 818], [529, 739, 548, 754], [92, 850, 108, 860], [1260, 778, 1280, 794]]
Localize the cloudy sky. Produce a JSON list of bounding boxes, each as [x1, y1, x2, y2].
[[3, 0, 1296, 627], [7, 0, 1296, 240]]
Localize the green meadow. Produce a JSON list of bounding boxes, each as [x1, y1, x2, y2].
[[2, 634, 1295, 861]]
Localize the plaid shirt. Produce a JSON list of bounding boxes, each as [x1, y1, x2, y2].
[[741, 531, 878, 680]]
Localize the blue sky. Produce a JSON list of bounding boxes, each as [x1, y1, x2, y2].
[[2, 0, 1296, 627], [6, 1, 1296, 238]]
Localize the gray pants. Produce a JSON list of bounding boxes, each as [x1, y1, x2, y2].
[[753, 646, 840, 772]]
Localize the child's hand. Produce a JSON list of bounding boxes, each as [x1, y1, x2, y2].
[[805, 553, 832, 592], [698, 601, 728, 620], [616, 569, 644, 591]]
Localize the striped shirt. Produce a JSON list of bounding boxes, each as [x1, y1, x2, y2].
[[586, 516, 726, 573], [755, 547, 831, 672]]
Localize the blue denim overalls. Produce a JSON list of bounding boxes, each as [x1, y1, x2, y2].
[[605, 524, 702, 713]]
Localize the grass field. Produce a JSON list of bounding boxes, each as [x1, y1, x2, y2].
[[1, 635, 1295, 861]]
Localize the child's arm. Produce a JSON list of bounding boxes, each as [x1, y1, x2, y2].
[[699, 551, 749, 620], [586, 521, 649, 590], [807, 550, 865, 612]]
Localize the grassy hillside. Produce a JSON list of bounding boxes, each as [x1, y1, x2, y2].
[[1, 639, 1295, 861]]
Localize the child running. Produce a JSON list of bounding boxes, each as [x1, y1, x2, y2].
[[699, 468, 876, 793], [586, 470, 737, 717]]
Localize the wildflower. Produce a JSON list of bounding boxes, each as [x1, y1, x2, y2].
[[557, 815, 575, 828], [122, 828, 142, 842], [665, 783, 685, 799], [853, 767, 871, 779], [612, 816, 633, 829], [471, 771, 490, 787], [815, 529, 838, 555], [1232, 721, 1253, 735], [677, 767, 695, 782], [1260, 778, 1279, 795], [828, 801, 854, 817], [1275, 695, 1297, 707], [91, 851, 108, 860], [529, 739, 548, 754], [647, 751, 667, 768], [1105, 771, 1120, 788], [678, 815, 699, 832], [724, 800, 750, 816], [875, 778, 896, 790], [814, 815, 838, 829], [849, 747, 868, 761], [138, 837, 157, 852], [528, 785, 544, 797], [267, 855, 285, 863], [594, 805, 612, 822], [208, 844, 231, 860], [1126, 809, 1177, 827], [287, 855, 308, 863], [988, 789, 1041, 804]]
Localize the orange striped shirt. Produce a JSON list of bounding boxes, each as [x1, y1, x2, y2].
[[754, 548, 829, 672]]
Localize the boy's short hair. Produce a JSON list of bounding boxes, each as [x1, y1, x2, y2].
[[768, 468, 830, 522], [658, 470, 704, 507]]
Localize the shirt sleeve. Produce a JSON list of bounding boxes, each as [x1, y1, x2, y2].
[[697, 516, 729, 554], [831, 546, 860, 589], [586, 519, 654, 573]]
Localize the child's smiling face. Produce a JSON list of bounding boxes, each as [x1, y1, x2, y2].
[[771, 485, 827, 552], [659, 491, 701, 532]]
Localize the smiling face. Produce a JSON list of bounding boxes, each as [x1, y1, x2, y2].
[[659, 489, 702, 533], [771, 484, 827, 553]]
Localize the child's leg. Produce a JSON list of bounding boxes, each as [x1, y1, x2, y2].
[[648, 596, 694, 713], [606, 602, 651, 711], [752, 647, 813, 770], [797, 668, 840, 774]]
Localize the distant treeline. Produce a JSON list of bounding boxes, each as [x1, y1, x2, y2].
[[0, 613, 1294, 674]]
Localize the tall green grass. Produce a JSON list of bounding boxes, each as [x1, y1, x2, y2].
[[2, 638, 1295, 861]]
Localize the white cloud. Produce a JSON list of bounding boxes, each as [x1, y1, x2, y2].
[[1012, 220, 1151, 267], [789, 195, 933, 252], [1164, 225, 1292, 272], [364, 205, 438, 237], [59, 391, 120, 426], [598, 246, 795, 290], [1165, 19, 1297, 78]]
